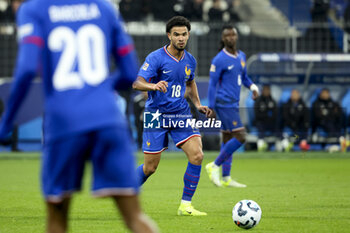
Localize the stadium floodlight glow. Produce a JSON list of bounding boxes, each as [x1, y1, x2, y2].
[[248, 53, 350, 85], [294, 54, 322, 62], [325, 54, 350, 62], [259, 53, 280, 62], [257, 53, 350, 62]]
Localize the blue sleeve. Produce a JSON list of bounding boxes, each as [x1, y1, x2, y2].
[[137, 52, 159, 82], [241, 54, 253, 88], [0, 3, 42, 139], [187, 57, 196, 81], [111, 10, 139, 90], [242, 66, 253, 88], [208, 59, 222, 109]]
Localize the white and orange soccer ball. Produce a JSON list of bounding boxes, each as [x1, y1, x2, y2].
[[232, 200, 262, 229]]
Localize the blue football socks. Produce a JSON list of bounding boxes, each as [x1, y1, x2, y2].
[[136, 164, 149, 186], [182, 162, 201, 201], [222, 155, 233, 177], [214, 138, 242, 167]]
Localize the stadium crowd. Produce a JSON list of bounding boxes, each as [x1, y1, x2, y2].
[[1, 0, 349, 27], [117, 0, 241, 22], [252, 87, 347, 152]]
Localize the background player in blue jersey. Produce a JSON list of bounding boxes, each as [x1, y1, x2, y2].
[[0, 0, 158, 232], [206, 25, 259, 188], [133, 16, 212, 216]]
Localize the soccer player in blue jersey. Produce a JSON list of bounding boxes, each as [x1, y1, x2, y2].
[[133, 16, 212, 216], [0, 1, 158, 232], [205, 25, 259, 187]]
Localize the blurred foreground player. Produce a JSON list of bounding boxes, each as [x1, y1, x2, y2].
[[133, 16, 212, 216], [0, 0, 158, 232], [206, 25, 259, 187]]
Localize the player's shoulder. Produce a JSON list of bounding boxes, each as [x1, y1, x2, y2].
[[19, 0, 116, 18], [22, 0, 43, 7], [211, 49, 225, 63], [16, 0, 50, 26], [94, 0, 117, 17], [146, 47, 164, 61], [184, 50, 197, 64], [17, 0, 43, 16], [238, 50, 246, 58]]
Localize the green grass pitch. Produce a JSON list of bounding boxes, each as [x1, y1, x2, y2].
[[0, 151, 350, 233]]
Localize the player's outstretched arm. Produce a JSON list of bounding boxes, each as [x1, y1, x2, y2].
[[113, 49, 139, 91], [0, 2, 42, 143], [0, 43, 39, 140], [185, 80, 201, 108], [186, 80, 212, 117], [132, 76, 168, 93], [109, 6, 140, 91], [208, 71, 219, 110], [241, 59, 259, 100], [242, 74, 259, 100]]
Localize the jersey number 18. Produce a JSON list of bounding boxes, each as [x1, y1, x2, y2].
[[171, 85, 181, 98]]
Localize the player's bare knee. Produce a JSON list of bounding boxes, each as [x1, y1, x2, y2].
[[234, 131, 246, 144], [191, 149, 204, 164], [237, 134, 246, 144], [144, 164, 158, 176]]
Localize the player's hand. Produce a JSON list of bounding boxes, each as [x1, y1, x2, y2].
[[153, 81, 168, 93], [197, 106, 213, 118], [250, 84, 259, 100], [252, 90, 259, 100], [207, 108, 216, 118]]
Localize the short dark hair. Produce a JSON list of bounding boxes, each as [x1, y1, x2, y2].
[[166, 16, 191, 33], [222, 24, 235, 32], [321, 88, 330, 92]]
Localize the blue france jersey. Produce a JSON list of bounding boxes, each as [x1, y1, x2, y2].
[[208, 49, 253, 108], [138, 46, 196, 113], [11, 0, 135, 142]]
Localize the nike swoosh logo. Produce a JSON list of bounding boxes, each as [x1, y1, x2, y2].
[[163, 70, 172, 74], [228, 65, 234, 70]]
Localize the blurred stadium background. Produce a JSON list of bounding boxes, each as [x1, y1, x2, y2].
[[0, 0, 350, 152]]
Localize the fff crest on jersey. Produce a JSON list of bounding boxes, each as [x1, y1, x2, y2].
[[240, 59, 245, 68], [185, 65, 191, 80]]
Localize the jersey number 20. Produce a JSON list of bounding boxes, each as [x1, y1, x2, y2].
[[48, 24, 107, 91]]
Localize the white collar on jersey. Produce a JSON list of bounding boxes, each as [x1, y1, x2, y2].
[[163, 45, 185, 62], [223, 48, 239, 58]]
